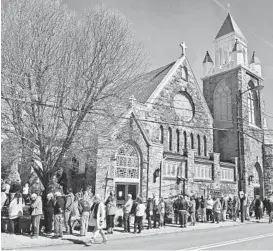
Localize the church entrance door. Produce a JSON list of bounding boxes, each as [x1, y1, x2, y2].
[[116, 183, 138, 205]]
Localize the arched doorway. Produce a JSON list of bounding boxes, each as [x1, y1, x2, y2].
[[115, 142, 140, 204], [253, 162, 264, 199]]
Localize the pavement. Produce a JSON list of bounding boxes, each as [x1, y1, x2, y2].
[[1, 217, 269, 250]]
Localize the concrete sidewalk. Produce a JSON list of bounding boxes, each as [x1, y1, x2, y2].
[[1, 218, 264, 250]]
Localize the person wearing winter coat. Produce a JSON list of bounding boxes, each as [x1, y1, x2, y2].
[[158, 197, 165, 228], [189, 196, 196, 226], [268, 195, 273, 223], [106, 195, 116, 234], [53, 192, 65, 238], [213, 198, 222, 224], [205, 196, 213, 222], [254, 195, 262, 220], [200, 196, 206, 222], [152, 194, 159, 228], [221, 196, 228, 222], [85, 194, 107, 246], [44, 192, 54, 234], [145, 198, 154, 229], [134, 197, 146, 234], [122, 194, 133, 233], [233, 196, 240, 221], [70, 193, 81, 234], [64, 189, 74, 234], [30, 192, 43, 238], [9, 192, 23, 234], [78, 197, 91, 236]]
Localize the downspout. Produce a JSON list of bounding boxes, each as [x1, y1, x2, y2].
[[160, 156, 167, 197], [146, 145, 150, 201]]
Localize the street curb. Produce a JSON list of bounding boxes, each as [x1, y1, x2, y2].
[[2, 221, 257, 250]]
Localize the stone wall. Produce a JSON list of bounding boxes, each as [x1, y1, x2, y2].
[[263, 143, 273, 196]]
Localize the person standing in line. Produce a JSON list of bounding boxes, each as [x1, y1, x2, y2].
[[64, 188, 74, 234], [85, 194, 107, 246], [134, 197, 146, 234], [30, 192, 43, 238], [268, 194, 273, 223], [254, 195, 262, 220], [70, 193, 81, 234], [9, 192, 23, 235], [233, 195, 240, 221], [213, 198, 221, 224], [205, 195, 213, 222], [200, 196, 206, 222], [189, 196, 196, 226], [122, 194, 133, 233], [173, 196, 179, 224], [158, 197, 165, 228], [53, 192, 65, 239], [78, 195, 91, 236], [152, 194, 159, 228], [244, 194, 251, 221], [145, 197, 153, 229], [177, 195, 188, 228], [195, 196, 200, 223], [106, 195, 116, 234], [44, 192, 54, 235], [221, 195, 228, 222]]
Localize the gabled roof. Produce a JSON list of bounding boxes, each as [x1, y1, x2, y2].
[[122, 62, 175, 104], [215, 13, 246, 41], [203, 51, 213, 63]]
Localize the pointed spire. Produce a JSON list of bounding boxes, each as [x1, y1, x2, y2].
[[215, 13, 246, 41], [250, 51, 261, 64], [203, 51, 213, 63]]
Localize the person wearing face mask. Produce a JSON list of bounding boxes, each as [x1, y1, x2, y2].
[[30, 192, 43, 238]]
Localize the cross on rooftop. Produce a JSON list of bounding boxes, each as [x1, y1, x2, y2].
[[227, 3, 231, 13], [180, 41, 187, 56]]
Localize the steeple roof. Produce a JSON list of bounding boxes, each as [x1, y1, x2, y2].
[[215, 13, 246, 41], [203, 51, 213, 63]]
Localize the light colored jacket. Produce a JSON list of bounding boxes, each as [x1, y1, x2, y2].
[[9, 197, 23, 219], [136, 203, 146, 217], [106, 200, 117, 215], [89, 202, 105, 230], [158, 202, 165, 214], [206, 199, 213, 210], [31, 196, 43, 215], [123, 198, 133, 214]]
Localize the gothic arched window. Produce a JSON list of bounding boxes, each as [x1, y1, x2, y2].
[[160, 125, 164, 144], [176, 129, 180, 152], [197, 135, 201, 156], [247, 81, 260, 126], [168, 127, 172, 151], [116, 143, 139, 180], [203, 136, 207, 156], [183, 131, 187, 150], [248, 93, 255, 124], [190, 133, 194, 149], [214, 81, 232, 122]]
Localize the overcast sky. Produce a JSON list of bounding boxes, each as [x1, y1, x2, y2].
[[65, 0, 273, 130]]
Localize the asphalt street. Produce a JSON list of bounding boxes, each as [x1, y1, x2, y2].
[[27, 223, 273, 250]]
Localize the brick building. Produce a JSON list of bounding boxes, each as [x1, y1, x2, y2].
[[74, 13, 272, 203]]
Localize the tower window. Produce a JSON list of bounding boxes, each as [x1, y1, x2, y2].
[[183, 131, 187, 150], [160, 125, 164, 144], [190, 133, 194, 149], [176, 129, 180, 152], [181, 66, 188, 81], [168, 127, 172, 151], [197, 135, 201, 156], [203, 136, 207, 156], [214, 80, 232, 122], [248, 93, 255, 124]]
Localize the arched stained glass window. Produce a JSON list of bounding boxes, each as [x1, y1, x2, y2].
[[214, 81, 232, 122], [183, 131, 187, 150], [116, 143, 139, 179]]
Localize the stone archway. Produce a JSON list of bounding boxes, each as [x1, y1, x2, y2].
[[254, 162, 264, 199]]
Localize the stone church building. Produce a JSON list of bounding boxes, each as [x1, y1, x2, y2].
[[75, 13, 273, 204]]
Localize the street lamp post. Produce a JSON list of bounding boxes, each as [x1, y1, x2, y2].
[[237, 84, 264, 223]]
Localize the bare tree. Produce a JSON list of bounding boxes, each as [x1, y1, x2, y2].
[[1, 0, 147, 189]]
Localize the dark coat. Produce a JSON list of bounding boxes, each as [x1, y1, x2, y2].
[[54, 196, 65, 214], [44, 199, 54, 214], [177, 198, 188, 211], [145, 201, 154, 217]]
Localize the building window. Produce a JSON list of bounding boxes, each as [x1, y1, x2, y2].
[[181, 66, 188, 81], [173, 92, 194, 121], [194, 165, 212, 180], [190, 133, 194, 149], [168, 127, 172, 151], [220, 167, 234, 182], [197, 135, 201, 156], [248, 93, 255, 124], [247, 81, 260, 126], [164, 161, 186, 179], [116, 143, 139, 179], [203, 136, 207, 156], [160, 125, 164, 144], [176, 129, 180, 152], [214, 80, 232, 122], [183, 131, 187, 150]]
